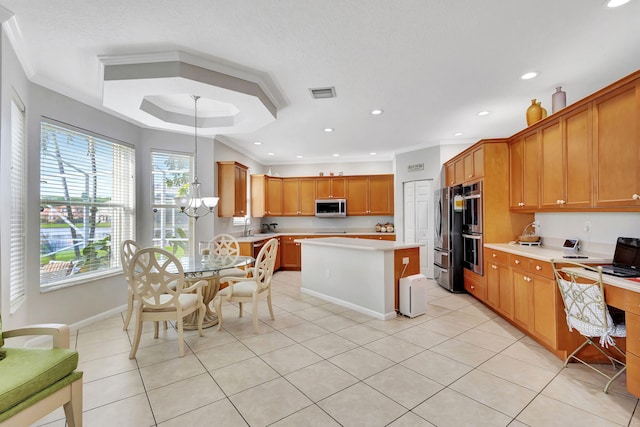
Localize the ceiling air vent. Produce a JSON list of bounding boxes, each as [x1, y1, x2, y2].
[[309, 87, 336, 99]]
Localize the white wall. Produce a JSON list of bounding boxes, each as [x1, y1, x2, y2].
[[535, 212, 640, 255]]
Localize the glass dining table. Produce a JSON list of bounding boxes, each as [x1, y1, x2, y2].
[[180, 254, 254, 330]]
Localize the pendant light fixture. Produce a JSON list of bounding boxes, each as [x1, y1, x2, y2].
[[174, 95, 219, 220]]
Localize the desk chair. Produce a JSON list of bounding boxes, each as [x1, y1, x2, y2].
[[212, 238, 278, 333], [551, 260, 627, 393], [128, 247, 207, 359], [0, 315, 82, 426]]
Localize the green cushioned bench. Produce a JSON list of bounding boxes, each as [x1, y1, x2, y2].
[[0, 317, 83, 427]]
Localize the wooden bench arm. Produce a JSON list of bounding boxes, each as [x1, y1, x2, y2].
[[2, 323, 70, 348]]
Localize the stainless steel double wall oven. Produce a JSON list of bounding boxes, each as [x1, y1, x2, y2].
[[462, 182, 483, 275]]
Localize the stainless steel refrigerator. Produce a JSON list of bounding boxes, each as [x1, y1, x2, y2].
[[434, 185, 464, 292]]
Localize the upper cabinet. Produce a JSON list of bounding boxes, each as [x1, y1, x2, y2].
[[446, 146, 484, 186], [217, 161, 248, 217], [540, 107, 592, 209], [509, 131, 539, 210], [593, 80, 640, 208], [283, 177, 316, 216], [346, 175, 394, 216], [251, 175, 283, 217], [316, 176, 346, 199], [505, 70, 640, 212]]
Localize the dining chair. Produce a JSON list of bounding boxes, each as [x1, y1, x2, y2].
[[209, 233, 248, 282], [128, 247, 207, 359], [551, 259, 627, 393], [121, 239, 142, 330], [212, 238, 278, 333]]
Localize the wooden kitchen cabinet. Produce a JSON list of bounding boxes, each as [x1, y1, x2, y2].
[[217, 161, 248, 217], [315, 177, 346, 199], [509, 131, 540, 210], [251, 175, 283, 217], [463, 146, 484, 182], [445, 162, 456, 186], [486, 249, 513, 319], [346, 174, 394, 216], [281, 235, 303, 270], [283, 178, 316, 216], [540, 107, 592, 209], [593, 79, 640, 208]]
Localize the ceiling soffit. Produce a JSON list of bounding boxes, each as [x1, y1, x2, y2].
[[101, 55, 277, 136]]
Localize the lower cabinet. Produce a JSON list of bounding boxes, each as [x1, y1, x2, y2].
[[281, 236, 303, 270], [486, 250, 513, 318], [464, 271, 487, 301]]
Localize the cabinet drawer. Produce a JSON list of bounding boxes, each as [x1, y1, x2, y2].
[[529, 259, 554, 280], [465, 277, 487, 301], [509, 254, 529, 270], [626, 291, 640, 316], [486, 249, 509, 265], [627, 352, 640, 398]]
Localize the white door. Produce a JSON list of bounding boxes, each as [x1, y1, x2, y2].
[[404, 180, 433, 278]]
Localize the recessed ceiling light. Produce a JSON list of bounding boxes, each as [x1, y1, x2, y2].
[[332, 153, 340, 157], [371, 109, 383, 115], [253, 141, 262, 145], [521, 72, 538, 80], [454, 132, 464, 136], [477, 111, 490, 116], [605, 0, 631, 7], [296, 155, 303, 159], [267, 152, 275, 156], [370, 152, 377, 155], [324, 128, 334, 132]]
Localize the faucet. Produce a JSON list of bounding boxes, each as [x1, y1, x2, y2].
[[243, 217, 251, 236]]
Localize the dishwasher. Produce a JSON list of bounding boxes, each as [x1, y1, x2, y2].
[[253, 239, 267, 258]]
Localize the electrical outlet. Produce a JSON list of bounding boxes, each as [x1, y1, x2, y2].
[[402, 257, 409, 265]]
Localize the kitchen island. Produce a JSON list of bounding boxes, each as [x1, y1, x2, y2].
[[297, 237, 422, 320]]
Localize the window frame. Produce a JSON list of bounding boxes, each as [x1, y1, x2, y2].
[[39, 118, 135, 290]]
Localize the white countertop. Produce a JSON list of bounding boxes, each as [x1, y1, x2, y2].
[[236, 231, 395, 243], [484, 242, 612, 263], [295, 237, 422, 251]]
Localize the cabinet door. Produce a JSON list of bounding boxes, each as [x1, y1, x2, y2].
[[346, 176, 369, 215], [564, 107, 592, 208], [445, 162, 456, 187], [266, 177, 283, 216], [510, 132, 540, 210], [368, 175, 394, 215], [299, 178, 316, 215], [331, 177, 347, 198], [498, 264, 514, 318], [593, 81, 640, 207], [281, 236, 301, 270], [540, 121, 564, 208], [282, 178, 300, 216], [486, 260, 501, 309], [512, 270, 533, 331], [454, 158, 465, 185], [315, 177, 331, 199], [463, 147, 484, 182], [316, 177, 346, 199], [234, 166, 247, 216], [532, 275, 557, 348]]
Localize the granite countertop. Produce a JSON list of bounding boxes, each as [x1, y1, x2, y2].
[[236, 231, 395, 243], [484, 242, 612, 263]]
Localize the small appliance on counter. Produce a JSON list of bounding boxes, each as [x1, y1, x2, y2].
[[562, 238, 580, 255]]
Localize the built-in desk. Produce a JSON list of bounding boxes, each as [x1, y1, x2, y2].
[[562, 267, 640, 398]]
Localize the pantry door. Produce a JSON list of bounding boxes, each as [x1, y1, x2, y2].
[[403, 180, 432, 278]]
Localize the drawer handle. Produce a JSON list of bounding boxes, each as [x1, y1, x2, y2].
[[492, 265, 498, 269], [633, 194, 640, 200], [515, 260, 521, 264], [492, 253, 497, 258], [470, 285, 475, 290], [535, 265, 542, 271]]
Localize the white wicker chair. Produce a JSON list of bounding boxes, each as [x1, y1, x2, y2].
[[209, 234, 248, 280], [551, 259, 626, 393]]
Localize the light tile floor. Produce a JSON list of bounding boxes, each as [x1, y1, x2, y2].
[[34, 271, 640, 427]]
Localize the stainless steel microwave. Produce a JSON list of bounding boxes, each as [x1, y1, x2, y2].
[[315, 199, 347, 217]]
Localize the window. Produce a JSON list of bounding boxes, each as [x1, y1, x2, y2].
[[10, 97, 26, 311], [151, 151, 193, 256], [40, 120, 135, 289]]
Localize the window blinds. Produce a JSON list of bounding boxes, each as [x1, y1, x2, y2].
[[40, 121, 135, 288], [10, 99, 26, 311]]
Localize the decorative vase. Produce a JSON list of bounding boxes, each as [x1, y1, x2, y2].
[[537, 102, 548, 119], [552, 86, 567, 113], [526, 99, 542, 125]]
